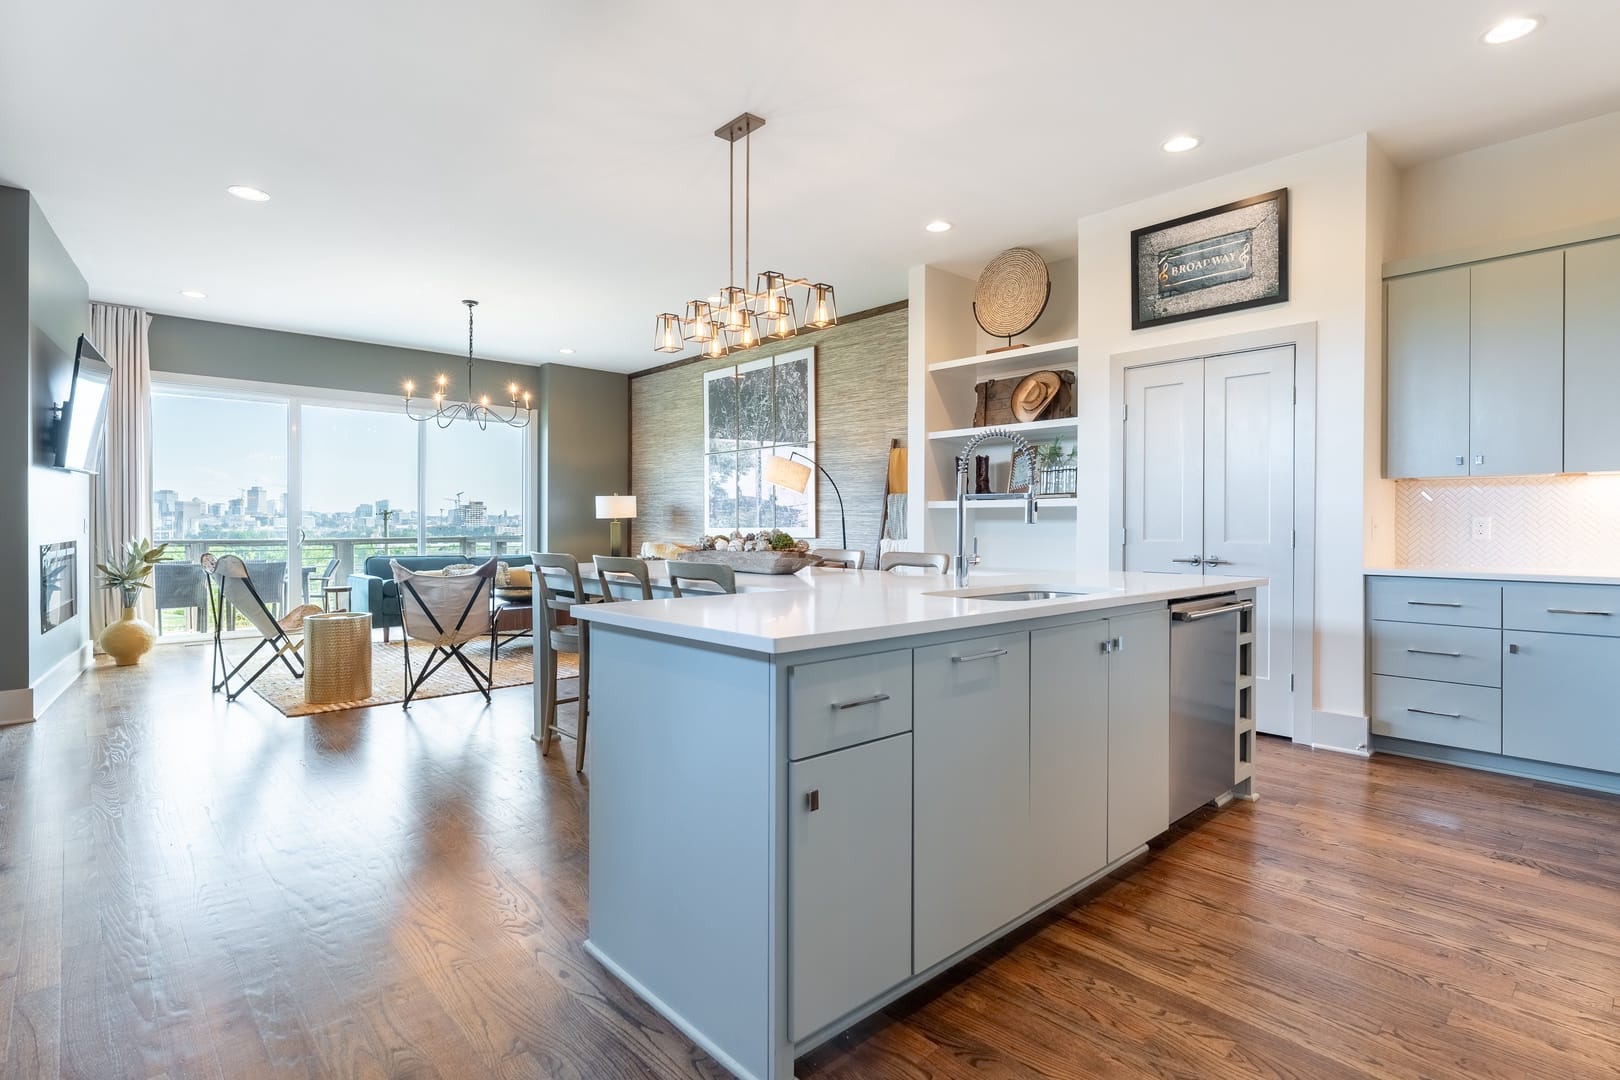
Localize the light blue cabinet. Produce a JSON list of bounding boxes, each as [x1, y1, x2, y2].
[[1028, 619, 1110, 907], [1468, 250, 1565, 477], [1564, 237, 1620, 473], [1385, 267, 1470, 479], [1106, 609, 1171, 861], [1502, 630, 1620, 774], [912, 630, 1031, 973]]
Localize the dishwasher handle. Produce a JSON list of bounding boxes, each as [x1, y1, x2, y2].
[[1171, 599, 1254, 622]]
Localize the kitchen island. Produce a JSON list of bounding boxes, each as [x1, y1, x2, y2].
[[574, 567, 1264, 1080]]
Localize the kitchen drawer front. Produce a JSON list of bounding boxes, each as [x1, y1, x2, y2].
[[1370, 675, 1502, 753], [787, 649, 914, 760], [1366, 576, 1501, 628], [1368, 621, 1501, 686], [1502, 583, 1620, 637]]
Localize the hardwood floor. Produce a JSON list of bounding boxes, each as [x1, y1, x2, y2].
[[3, 645, 1619, 1079]]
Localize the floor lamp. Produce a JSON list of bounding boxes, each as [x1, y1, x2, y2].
[[596, 494, 637, 557], [763, 452, 846, 549]]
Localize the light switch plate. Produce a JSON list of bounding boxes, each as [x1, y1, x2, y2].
[[1471, 516, 1493, 541]]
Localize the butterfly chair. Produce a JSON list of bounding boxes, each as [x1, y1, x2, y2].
[[391, 559, 498, 708], [202, 553, 321, 702]]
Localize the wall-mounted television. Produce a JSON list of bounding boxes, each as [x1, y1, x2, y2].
[[53, 335, 112, 473]]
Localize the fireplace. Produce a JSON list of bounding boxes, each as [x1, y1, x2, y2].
[[40, 541, 77, 633]]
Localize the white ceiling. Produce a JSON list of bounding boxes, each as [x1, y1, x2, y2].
[[4, 1, 1619, 374]]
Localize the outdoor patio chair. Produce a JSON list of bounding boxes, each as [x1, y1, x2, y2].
[[392, 558, 498, 707], [202, 552, 319, 701]]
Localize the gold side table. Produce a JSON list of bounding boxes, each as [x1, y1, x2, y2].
[[304, 611, 373, 705]]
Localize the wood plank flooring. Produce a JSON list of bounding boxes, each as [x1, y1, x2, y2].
[[3, 644, 1619, 1079]]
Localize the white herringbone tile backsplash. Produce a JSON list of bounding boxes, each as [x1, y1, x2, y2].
[[1394, 475, 1620, 572]]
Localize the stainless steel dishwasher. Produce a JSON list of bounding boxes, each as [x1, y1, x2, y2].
[[1169, 594, 1252, 823]]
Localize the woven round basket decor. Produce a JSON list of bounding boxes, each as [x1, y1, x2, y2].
[[973, 247, 1051, 338]]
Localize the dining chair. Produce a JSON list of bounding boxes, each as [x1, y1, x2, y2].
[[878, 551, 951, 574], [391, 558, 498, 707], [668, 561, 737, 597], [594, 555, 654, 601], [811, 548, 866, 569], [531, 552, 595, 772]]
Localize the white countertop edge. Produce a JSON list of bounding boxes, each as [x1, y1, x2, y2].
[[575, 573, 1268, 655], [1365, 566, 1620, 586]]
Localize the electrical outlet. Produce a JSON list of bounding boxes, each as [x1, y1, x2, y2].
[[1471, 516, 1493, 541]]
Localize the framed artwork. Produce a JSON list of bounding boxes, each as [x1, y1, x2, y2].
[[40, 540, 78, 633], [1130, 188, 1289, 330], [703, 346, 816, 535]]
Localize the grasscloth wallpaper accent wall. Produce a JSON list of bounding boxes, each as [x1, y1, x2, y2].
[[1394, 475, 1620, 572], [631, 306, 907, 562]]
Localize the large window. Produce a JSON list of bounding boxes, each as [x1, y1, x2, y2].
[[704, 346, 815, 535], [150, 379, 531, 637]]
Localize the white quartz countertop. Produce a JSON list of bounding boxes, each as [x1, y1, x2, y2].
[[1365, 566, 1620, 586], [573, 565, 1267, 654]]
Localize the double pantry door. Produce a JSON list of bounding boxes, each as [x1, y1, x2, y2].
[[1124, 345, 1295, 737]]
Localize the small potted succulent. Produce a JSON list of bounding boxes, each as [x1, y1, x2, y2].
[[1036, 437, 1077, 496], [96, 539, 169, 666]]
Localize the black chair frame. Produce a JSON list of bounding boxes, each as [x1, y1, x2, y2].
[[203, 554, 305, 702], [397, 574, 498, 708]]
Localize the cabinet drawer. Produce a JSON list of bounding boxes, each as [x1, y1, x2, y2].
[[788, 649, 913, 760], [1503, 583, 1620, 637], [1370, 675, 1502, 753], [1367, 576, 1501, 628], [1368, 621, 1501, 686]]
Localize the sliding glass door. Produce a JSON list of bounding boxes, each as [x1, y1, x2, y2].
[[299, 403, 421, 599]]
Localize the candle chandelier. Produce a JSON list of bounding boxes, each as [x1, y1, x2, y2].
[[404, 299, 531, 429], [653, 113, 837, 357]]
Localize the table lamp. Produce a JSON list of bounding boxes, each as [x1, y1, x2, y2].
[[595, 494, 638, 557], [763, 452, 846, 549]]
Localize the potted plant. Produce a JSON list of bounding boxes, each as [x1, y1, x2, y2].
[[96, 539, 169, 666], [1036, 437, 1077, 496]]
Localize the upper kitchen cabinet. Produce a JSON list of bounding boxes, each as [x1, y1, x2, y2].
[[1386, 267, 1470, 479], [1468, 249, 1564, 477], [1565, 237, 1620, 473]]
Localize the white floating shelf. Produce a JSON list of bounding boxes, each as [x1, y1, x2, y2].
[[926, 497, 1077, 510], [927, 417, 1079, 442], [927, 337, 1080, 377]]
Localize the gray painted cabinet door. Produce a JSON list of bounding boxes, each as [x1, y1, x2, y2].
[[1469, 250, 1565, 476], [1386, 268, 1470, 478], [788, 733, 913, 1041], [1502, 631, 1620, 774], [1564, 237, 1620, 473], [912, 631, 1031, 973], [1107, 609, 1171, 862], [1028, 619, 1110, 907]]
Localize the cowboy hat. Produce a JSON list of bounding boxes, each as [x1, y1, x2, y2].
[[1011, 370, 1062, 423]]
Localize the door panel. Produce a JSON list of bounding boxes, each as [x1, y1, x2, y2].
[[1108, 609, 1171, 860], [1028, 619, 1110, 907], [1565, 237, 1620, 473], [1203, 346, 1295, 736], [1385, 268, 1470, 478], [1502, 631, 1620, 773], [1469, 250, 1564, 476], [1124, 359, 1204, 574]]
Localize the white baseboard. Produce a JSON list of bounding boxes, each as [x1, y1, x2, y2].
[[1311, 709, 1371, 756], [25, 641, 94, 721]]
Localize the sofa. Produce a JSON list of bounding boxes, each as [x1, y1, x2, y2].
[[348, 554, 533, 641]]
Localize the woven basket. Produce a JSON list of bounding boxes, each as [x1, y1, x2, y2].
[[670, 550, 823, 575]]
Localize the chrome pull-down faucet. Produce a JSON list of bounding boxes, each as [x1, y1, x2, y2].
[[954, 427, 1039, 587]]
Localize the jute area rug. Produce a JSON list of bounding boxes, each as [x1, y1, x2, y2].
[[246, 637, 579, 717]]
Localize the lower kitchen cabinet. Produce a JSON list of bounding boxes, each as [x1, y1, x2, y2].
[[1028, 619, 1110, 906], [1107, 608, 1171, 862], [788, 732, 913, 1041], [1502, 631, 1620, 775], [913, 630, 1031, 973]]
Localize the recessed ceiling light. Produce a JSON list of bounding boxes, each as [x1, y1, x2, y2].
[[1483, 16, 1540, 43], [558, 347, 575, 355], [226, 185, 271, 202], [180, 289, 207, 299], [1162, 134, 1202, 154], [924, 220, 953, 233]]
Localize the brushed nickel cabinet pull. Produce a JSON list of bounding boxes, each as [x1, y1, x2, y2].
[[1406, 600, 1463, 608], [1407, 707, 1463, 719], [806, 789, 820, 812], [952, 648, 1009, 663], [1547, 608, 1612, 616], [832, 693, 891, 711], [1406, 648, 1462, 657]]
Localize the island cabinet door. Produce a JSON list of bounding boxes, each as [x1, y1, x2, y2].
[[788, 732, 913, 1042], [912, 630, 1032, 973], [1028, 619, 1110, 907], [1502, 631, 1620, 774], [1107, 609, 1171, 862]]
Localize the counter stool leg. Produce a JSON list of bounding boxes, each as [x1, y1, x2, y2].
[[537, 640, 556, 753], [574, 625, 590, 773]]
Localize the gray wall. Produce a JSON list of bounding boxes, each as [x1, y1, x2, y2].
[[0, 187, 93, 698], [630, 306, 908, 562], [149, 314, 540, 399], [538, 364, 630, 559]]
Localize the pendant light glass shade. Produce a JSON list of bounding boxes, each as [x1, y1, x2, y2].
[[756, 271, 789, 316], [654, 313, 684, 353], [805, 283, 838, 329], [702, 330, 729, 359], [731, 321, 759, 351], [683, 300, 715, 341], [760, 295, 797, 340]]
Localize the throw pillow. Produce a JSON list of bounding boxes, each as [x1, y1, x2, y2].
[[494, 560, 511, 587], [442, 563, 479, 576]]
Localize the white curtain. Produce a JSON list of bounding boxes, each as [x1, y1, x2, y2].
[[89, 302, 154, 636]]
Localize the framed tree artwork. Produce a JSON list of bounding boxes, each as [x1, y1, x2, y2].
[[1131, 188, 1289, 330]]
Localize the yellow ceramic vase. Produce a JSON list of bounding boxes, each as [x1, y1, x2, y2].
[[100, 606, 157, 667]]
